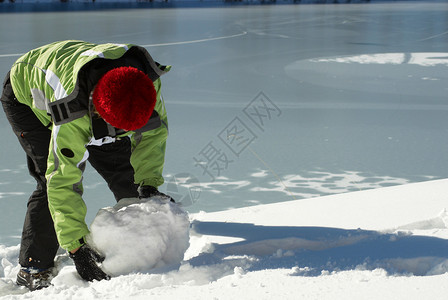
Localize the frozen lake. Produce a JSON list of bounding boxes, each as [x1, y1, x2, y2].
[[0, 2, 447, 245]]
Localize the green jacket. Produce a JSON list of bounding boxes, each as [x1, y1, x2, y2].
[[10, 40, 170, 251]]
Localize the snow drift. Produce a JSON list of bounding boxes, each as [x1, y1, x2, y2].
[[1, 179, 448, 299]]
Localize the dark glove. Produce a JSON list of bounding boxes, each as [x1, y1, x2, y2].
[[69, 244, 111, 282], [138, 185, 175, 202]]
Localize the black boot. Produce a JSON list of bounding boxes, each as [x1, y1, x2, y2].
[[16, 267, 53, 291]]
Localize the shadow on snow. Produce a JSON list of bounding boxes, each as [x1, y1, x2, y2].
[[189, 221, 448, 276]]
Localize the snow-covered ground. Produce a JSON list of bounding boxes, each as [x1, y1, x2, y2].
[[1, 179, 448, 299]]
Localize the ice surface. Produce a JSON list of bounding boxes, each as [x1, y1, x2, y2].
[[0, 2, 447, 298]]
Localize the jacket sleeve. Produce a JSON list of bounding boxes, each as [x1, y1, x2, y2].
[[46, 115, 92, 252], [130, 78, 168, 188]]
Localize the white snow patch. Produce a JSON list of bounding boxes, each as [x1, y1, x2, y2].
[[250, 169, 269, 178], [311, 53, 448, 67]]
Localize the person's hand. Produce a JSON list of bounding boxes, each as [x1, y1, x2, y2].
[[138, 185, 175, 202], [69, 245, 111, 281]]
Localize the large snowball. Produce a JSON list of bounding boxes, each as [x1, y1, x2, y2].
[[87, 197, 190, 276]]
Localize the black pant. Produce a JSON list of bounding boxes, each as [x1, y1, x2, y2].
[[1, 74, 138, 269]]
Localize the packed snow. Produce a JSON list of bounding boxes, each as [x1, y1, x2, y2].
[[88, 197, 190, 276], [1, 179, 448, 299]]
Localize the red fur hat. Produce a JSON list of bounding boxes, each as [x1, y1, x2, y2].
[[92, 66, 157, 131]]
